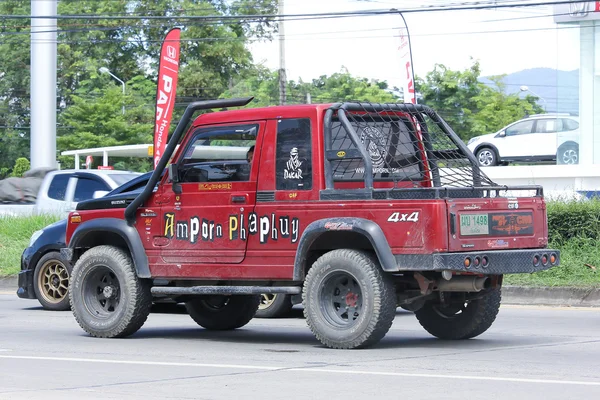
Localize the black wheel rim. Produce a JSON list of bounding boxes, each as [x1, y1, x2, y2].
[[83, 265, 121, 319], [319, 271, 363, 328]]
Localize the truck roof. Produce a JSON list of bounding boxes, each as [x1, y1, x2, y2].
[[191, 103, 333, 127]]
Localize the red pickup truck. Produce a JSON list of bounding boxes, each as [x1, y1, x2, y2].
[[63, 97, 558, 349]]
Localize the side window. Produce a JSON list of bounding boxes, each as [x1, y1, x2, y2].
[[535, 119, 562, 133], [179, 124, 257, 183], [562, 118, 579, 131], [47, 174, 70, 201], [506, 120, 534, 136], [276, 119, 312, 190], [73, 178, 110, 202]]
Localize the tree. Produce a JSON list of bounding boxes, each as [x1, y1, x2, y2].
[[415, 61, 481, 140], [57, 78, 156, 171], [223, 67, 398, 106], [471, 77, 543, 136], [416, 61, 545, 141], [12, 157, 30, 177], [0, 0, 278, 171]]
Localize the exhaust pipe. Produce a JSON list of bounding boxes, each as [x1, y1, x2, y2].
[[435, 277, 489, 292]]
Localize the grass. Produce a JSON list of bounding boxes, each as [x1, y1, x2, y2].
[[0, 215, 61, 277], [1, 214, 599, 288], [504, 238, 600, 288]]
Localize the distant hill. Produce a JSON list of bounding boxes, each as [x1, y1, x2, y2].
[[480, 68, 579, 115]]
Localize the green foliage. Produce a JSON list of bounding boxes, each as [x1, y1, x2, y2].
[[224, 68, 398, 106], [546, 199, 600, 244], [471, 76, 542, 136], [11, 157, 30, 177], [0, 0, 278, 172], [416, 61, 544, 141], [0, 215, 61, 276], [505, 199, 600, 287], [504, 237, 600, 287], [0, 168, 9, 179]]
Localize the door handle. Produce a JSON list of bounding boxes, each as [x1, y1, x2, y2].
[[231, 195, 247, 204]]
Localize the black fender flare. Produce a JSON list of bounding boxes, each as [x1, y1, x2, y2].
[[67, 218, 150, 278], [293, 217, 397, 281]]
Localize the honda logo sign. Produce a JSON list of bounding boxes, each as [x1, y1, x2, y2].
[[167, 45, 177, 59], [555, 1, 600, 23]]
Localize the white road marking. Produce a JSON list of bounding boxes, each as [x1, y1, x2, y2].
[[1, 354, 599, 386]]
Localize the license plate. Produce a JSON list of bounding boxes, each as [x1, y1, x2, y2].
[[460, 213, 489, 236]]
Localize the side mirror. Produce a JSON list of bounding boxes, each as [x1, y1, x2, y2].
[[92, 190, 109, 199], [498, 131, 506, 138], [168, 164, 179, 183]]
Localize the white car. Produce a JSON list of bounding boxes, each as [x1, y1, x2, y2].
[[467, 114, 580, 166], [0, 169, 141, 217]]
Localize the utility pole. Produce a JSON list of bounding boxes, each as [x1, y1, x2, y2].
[[278, 0, 287, 105], [30, 0, 58, 169]]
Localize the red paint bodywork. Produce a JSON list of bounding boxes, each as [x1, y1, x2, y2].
[[66, 104, 549, 281]]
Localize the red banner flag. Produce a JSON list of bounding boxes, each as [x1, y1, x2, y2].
[[153, 28, 181, 168]]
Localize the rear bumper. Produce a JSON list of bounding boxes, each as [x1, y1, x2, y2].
[[395, 249, 560, 275]]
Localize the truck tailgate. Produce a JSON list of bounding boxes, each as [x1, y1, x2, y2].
[[446, 197, 548, 252]]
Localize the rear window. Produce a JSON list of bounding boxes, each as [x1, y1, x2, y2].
[[562, 118, 579, 131], [47, 174, 70, 200], [329, 118, 422, 182]]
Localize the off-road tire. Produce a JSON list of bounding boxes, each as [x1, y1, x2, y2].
[[69, 245, 152, 338], [415, 288, 501, 340], [303, 249, 397, 349], [185, 295, 260, 330], [255, 294, 294, 318], [33, 251, 72, 311], [476, 147, 498, 166]]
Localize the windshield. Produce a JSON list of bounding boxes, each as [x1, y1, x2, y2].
[[108, 173, 141, 187]]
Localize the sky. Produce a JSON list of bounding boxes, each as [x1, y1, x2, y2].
[[249, 0, 581, 90]]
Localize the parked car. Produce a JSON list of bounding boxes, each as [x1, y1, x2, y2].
[[467, 114, 580, 166], [0, 169, 141, 217], [17, 172, 151, 310]]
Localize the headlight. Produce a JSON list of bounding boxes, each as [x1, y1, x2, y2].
[[29, 230, 44, 247], [467, 137, 480, 145]]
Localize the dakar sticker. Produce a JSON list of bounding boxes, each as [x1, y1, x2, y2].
[[284, 147, 303, 180]]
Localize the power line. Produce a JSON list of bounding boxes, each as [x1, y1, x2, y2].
[[0, 1, 585, 20]]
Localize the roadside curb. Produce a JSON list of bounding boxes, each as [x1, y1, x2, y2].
[[0, 277, 18, 294], [502, 286, 600, 307], [1, 277, 599, 306]]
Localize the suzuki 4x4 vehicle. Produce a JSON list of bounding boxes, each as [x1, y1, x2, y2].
[[63, 98, 559, 349]]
